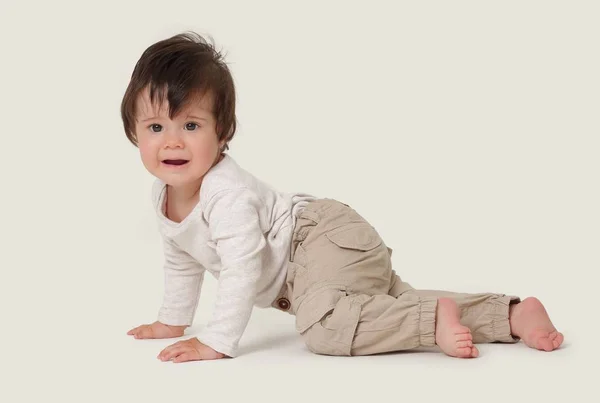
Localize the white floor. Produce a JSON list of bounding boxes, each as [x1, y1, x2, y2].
[[8, 288, 590, 403]]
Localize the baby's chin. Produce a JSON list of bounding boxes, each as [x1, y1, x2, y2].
[[158, 172, 204, 190]]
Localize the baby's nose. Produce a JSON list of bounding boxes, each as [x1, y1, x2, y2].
[[164, 131, 183, 148]]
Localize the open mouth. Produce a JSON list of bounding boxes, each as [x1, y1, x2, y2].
[[162, 159, 189, 166]]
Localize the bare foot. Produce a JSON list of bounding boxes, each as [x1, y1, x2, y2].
[[509, 297, 564, 351], [435, 298, 479, 358]]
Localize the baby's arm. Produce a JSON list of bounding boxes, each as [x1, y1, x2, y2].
[[128, 236, 205, 339], [157, 237, 206, 326], [195, 188, 266, 358]]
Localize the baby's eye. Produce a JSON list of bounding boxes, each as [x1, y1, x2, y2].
[[185, 122, 199, 131], [149, 124, 162, 133]]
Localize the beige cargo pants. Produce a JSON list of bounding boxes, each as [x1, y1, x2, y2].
[[272, 199, 520, 356]]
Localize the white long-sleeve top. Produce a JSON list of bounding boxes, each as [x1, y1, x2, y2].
[[151, 154, 315, 357]]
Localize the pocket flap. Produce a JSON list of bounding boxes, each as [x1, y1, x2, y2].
[[295, 285, 346, 333], [325, 223, 382, 251]]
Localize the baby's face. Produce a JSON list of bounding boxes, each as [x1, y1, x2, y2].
[[134, 88, 223, 190]]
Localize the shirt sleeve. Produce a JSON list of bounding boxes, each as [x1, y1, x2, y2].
[[157, 235, 206, 326], [196, 188, 265, 357]]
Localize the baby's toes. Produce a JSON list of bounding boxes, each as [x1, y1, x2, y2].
[[456, 347, 475, 358], [552, 332, 564, 349], [537, 336, 554, 352], [470, 345, 479, 358], [456, 340, 473, 348], [455, 332, 473, 342]]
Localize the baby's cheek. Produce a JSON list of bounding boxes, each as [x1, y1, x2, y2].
[[138, 143, 159, 168], [198, 140, 219, 160]]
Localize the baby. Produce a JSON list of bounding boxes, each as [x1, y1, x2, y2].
[[123, 32, 563, 362]]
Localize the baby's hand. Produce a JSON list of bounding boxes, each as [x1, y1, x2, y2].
[[127, 321, 186, 339], [158, 338, 228, 363]]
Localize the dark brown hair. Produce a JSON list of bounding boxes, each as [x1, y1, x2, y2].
[[120, 32, 237, 149]]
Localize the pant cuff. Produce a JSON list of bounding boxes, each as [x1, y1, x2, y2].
[[487, 295, 521, 343], [419, 297, 437, 347]]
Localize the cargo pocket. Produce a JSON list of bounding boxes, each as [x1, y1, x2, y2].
[[296, 286, 363, 356], [295, 284, 347, 333], [325, 222, 383, 251]]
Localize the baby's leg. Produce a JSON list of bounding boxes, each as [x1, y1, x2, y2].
[[400, 288, 563, 351], [295, 288, 477, 358], [290, 199, 478, 358], [400, 288, 519, 344]]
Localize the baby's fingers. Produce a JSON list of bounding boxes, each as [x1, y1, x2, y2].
[[172, 351, 199, 363], [127, 325, 144, 336], [136, 326, 155, 339], [163, 345, 200, 363], [128, 325, 154, 339]]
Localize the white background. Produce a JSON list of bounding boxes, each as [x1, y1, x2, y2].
[[1, 1, 597, 402]]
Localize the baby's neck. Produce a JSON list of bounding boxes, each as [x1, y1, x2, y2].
[[165, 182, 201, 223]]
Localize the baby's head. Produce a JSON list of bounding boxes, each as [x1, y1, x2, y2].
[[120, 32, 236, 187]]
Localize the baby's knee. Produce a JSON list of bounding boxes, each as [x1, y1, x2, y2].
[[295, 291, 365, 356], [302, 320, 354, 356]]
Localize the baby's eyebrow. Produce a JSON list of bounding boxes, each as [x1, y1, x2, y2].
[[139, 116, 159, 122], [137, 115, 209, 123], [186, 115, 209, 122]]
